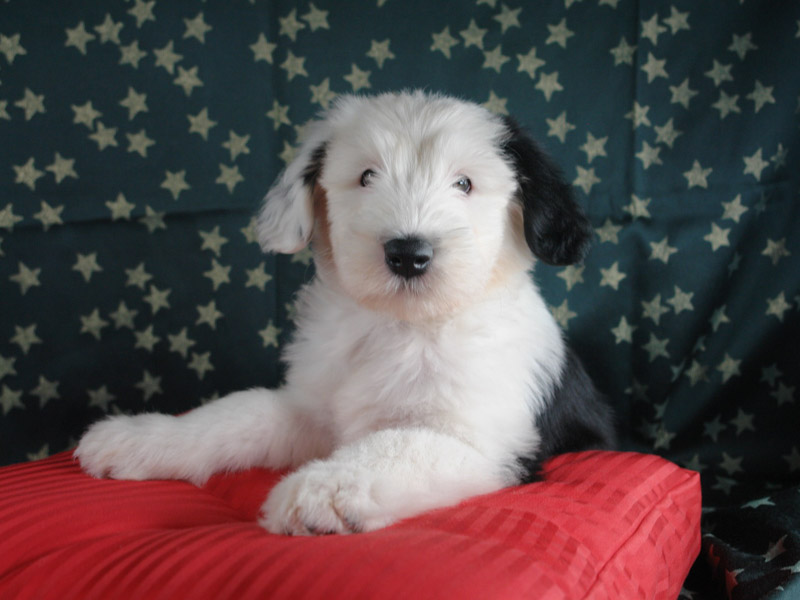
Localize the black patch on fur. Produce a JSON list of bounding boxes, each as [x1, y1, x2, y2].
[[500, 117, 593, 266], [302, 143, 327, 188], [517, 348, 617, 483]]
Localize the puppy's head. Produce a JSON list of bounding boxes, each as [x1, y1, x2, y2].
[[257, 91, 591, 322]]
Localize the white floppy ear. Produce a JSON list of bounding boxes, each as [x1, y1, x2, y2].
[[256, 121, 329, 254]]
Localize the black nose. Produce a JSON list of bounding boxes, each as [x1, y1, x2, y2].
[[384, 237, 433, 279]]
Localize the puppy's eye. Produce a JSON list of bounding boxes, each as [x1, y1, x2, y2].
[[453, 176, 472, 194], [360, 169, 376, 187]]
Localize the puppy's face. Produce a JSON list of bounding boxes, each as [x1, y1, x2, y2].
[[257, 92, 592, 323]]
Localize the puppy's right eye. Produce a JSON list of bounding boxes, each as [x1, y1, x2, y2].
[[360, 169, 376, 187]]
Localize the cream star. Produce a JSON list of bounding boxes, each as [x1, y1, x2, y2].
[[721, 194, 748, 222], [743, 148, 769, 179], [222, 130, 251, 161], [636, 141, 662, 169], [703, 415, 726, 441], [196, 300, 224, 329], [431, 27, 459, 58], [344, 63, 371, 92], [45, 152, 77, 184], [546, 111, 575, 143], [119, 87, 148, 120], [763, 535, 787, 562], [546, 18, 574, 48], [685, 360, 709, 386], [367, 39, 394, 68], [65, 21, 95, 54], [94, 14, 123, 45], [216, 164, 244, 193], [730, 408, 755, 435], [106, 193, 135, 220], [161, 170, 190, 200], [13, 157, 44, 190], [0, 33, 27, 64], [654, 118, 683, 148], [134, 325, 160, 352], [641, 14, 667, 45], [279, 9, 306, 41], [728, 33, 757, 60], [125, 263, 152, 289], [535, 71, 563, 101], [135, 370, 162, 402], [771, 382, 795, 406], [10, 324, 41, 355], [550, 299, 577, 328], [704, 223, 731, 251], [595, 218, 621, 244], [610, 316, 636, 344], [0, 355, 17, 380], [663, 6, 690, 34], [667, 286, 695, 314], [302, 4, 330, 31], [517, 47, 545, 78], [747, 80, 775, 112], [717, 354, 742, 383], [641, 52, 668, 83], [33, 201, 64, 231], [109, 301, 138, 329], [80, 309, 109, 340], [483, 45, 510, 73], [580, 133, 608, 163], [599, 261, 626, 290], [88, 122, 118, 150], [669, 78, 698, 109], [705, 60, 733, 87], [250, 33, 276, 64], [623, 194, 652, 219], [712, 90, 741, 119], [482, 90, 509, 115], [128, 0, 156, 28], [765, 292, 791, 321], [573, 166, 600, 194], [0, 385, 24, 415], [184, 12, 212, 43], [266, 100, 291, 130], [88, 386, 115, 411], [719, 453, 743, 476], [119, 40, 147, 68], [126, 130, 155, 157], [9, 262, 41, 295], [310, 78, 337, 109], [259, 321, 281, 347], [15, 88, 45, 120], [710, 305, 731, 331], [154, 40, 182, 74], [174, 65, 203, 96], [625, 102, 651, 128], [168, 328, 196, 358], [72, 101, 102, 129], [188, 352, 214, 379], [143, 284, 171, 315], [649, 237, 678, 263], [1, 204, 23, 231], [188, 107, 217, 140], [683, 160, 712, 188], [204, 259, 231, 291], [643, 333, 669, 362], [73, 253, 103, 282], [199, 226, 228, 256], [246, 263, 273, 291], [556, 264, 584, 291], [610, 36, 636, 66], [460, 19, 487, 49], [762, 238, 790, 266], [139, 206, 166, 233], [494, 4, 521, 33], [280, 50, 308, 81]]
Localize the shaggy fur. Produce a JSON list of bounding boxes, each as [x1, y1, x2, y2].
[[76, 91, 615, 535]]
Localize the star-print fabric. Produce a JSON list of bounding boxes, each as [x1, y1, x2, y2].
[[0, 1, 798, 598]]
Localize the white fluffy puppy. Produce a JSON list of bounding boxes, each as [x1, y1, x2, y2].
[[77, 91, 615, 535]]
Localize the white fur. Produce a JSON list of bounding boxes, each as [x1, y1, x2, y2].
[[76, 91, 567, 535]]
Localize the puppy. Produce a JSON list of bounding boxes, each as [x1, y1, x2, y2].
[[76, 91, 615, 535]]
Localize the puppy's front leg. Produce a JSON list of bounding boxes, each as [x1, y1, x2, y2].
[[76, 389, 331, 485], [262, 428, 511, 535]]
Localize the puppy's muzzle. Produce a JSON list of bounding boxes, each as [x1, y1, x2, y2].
[[384, 237, 433, 280]]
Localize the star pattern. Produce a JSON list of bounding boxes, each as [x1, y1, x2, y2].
[[1, 3, 799, 597]]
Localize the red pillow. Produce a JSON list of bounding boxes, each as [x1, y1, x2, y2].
[[0, 450, 699, 599]]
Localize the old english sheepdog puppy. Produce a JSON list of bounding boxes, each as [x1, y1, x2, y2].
[[77, 91, 615, 535]]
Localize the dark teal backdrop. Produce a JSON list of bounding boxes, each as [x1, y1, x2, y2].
[[1, 2, 798, 597]]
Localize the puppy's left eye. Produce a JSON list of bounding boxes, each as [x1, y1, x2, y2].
[[453, 176, 472, 194]]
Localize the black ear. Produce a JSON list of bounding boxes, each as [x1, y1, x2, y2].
[[501, 117, 592, 266]]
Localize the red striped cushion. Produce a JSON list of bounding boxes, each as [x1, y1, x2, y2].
[[0, 451, 700, 599]]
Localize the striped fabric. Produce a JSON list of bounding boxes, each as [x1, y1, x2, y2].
[[0, 451, 700, 599]]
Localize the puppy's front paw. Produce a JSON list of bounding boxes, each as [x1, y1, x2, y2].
[[75, 413, 186, 482], [260, 461, 394, 535]]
